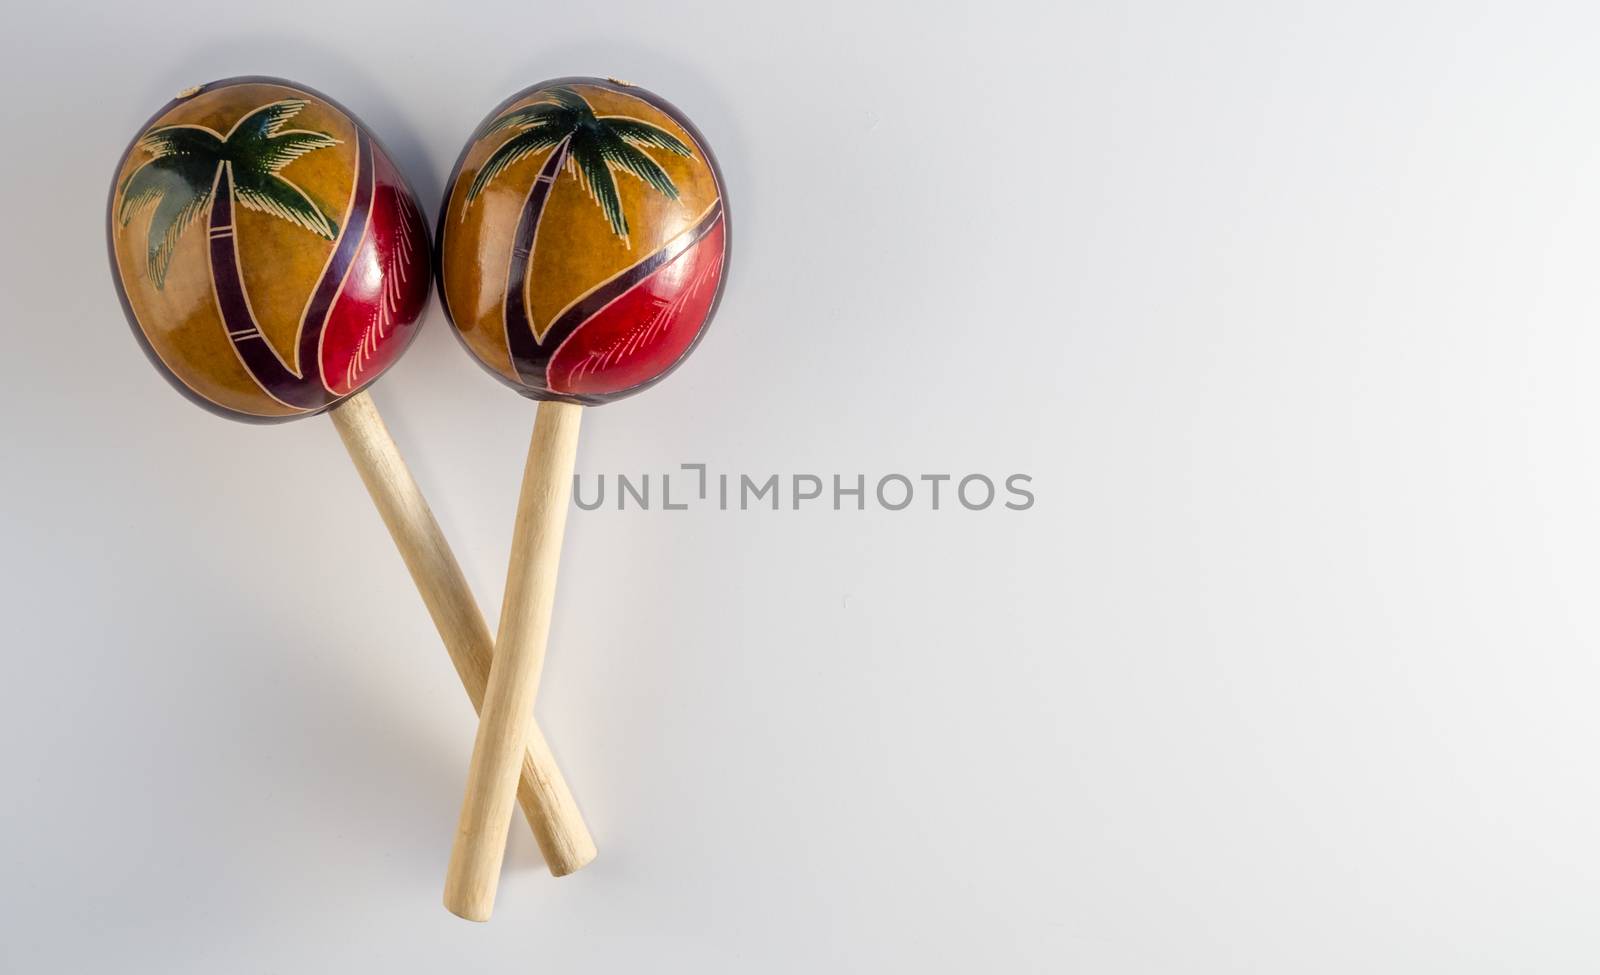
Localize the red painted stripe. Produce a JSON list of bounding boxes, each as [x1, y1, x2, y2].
[[321, 150, 431, 395], [546, 215, 726, 396]]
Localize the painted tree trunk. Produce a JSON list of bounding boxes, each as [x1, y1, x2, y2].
[[503, 138, 571, 386], [207, 131, 377, 411]]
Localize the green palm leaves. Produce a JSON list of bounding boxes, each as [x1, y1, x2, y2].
[[118, 128, 225, 288], [466, 85, 692, 241], [117, 100, 341, 287], [222, 101, 341, 241]]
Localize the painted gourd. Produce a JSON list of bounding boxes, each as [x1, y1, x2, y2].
[[436, 77, 729, 405], [107, 77, 431, 423]]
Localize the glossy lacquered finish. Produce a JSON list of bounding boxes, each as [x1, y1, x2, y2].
[[108, 77, 431, 423], [437, 77, 729, 406]]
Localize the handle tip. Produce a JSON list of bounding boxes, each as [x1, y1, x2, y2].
[[443, 843, 500, 921], [547, 844, 598, 878], [442, 883, 495, 922]]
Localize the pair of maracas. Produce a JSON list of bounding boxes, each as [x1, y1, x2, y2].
[[107, 75, 729, 920]]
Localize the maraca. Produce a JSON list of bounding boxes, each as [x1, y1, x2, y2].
[[436, 77, 729, 919], [107, 76, 595, 875]]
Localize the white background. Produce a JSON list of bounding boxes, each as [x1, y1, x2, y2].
[[3, 0, 1599, 970]]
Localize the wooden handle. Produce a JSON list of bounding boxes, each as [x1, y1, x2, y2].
[[327, 391, 596, 878], [444, 400, 583, 921]]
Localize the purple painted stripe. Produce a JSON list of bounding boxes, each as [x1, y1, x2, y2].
[[208, 133, 374, 410], [504, 139, 571, 386], [205, 169, 328, 408], [298, 131, 375, 380]]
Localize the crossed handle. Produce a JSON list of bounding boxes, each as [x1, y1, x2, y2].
[[445, 400, 584, 921], [326, 392, 595, 878]]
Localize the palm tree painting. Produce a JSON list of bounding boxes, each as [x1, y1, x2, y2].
[[465, 84, 692, 244], [114, 97, 416, 414], [457, 83, 727, 398], [118, 100, 340, 289]]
